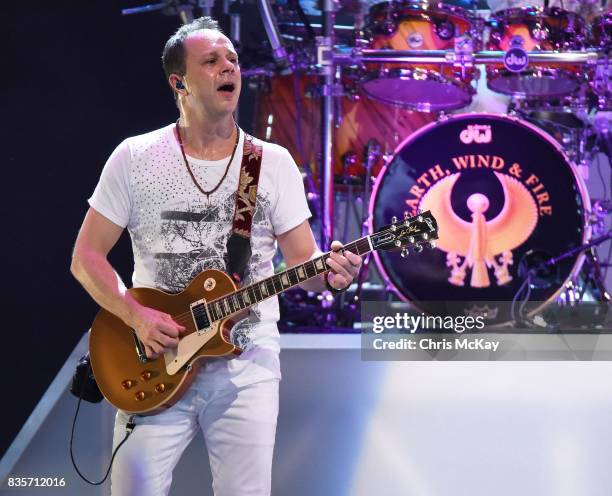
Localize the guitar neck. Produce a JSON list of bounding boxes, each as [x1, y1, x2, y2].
[[203, 235, 373, 324]]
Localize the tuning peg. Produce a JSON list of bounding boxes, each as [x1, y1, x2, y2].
[[428, 240, 436, 249], [417, 215, 424, 222], [423, 233, 429, 240], [391, 216, 398, 223], [403, 211, 410, 220], [394, 240, 401, 247], [413, 243, 423, 253], [400, 247, 409, 258], [408, 236, 415, 244]]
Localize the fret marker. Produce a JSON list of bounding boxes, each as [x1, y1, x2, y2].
[[243, 292, 250, 304], [261, 283, 268, 296], [281, 274, 289, 286], [297, 267, 305, 279], [315, 259, 324, 271], [223, 299, 230, 314]]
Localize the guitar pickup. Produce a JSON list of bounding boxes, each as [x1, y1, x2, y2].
[[190, 298, 211, 334]]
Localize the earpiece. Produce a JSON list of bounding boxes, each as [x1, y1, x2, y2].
[[175, 80, 185, 90]]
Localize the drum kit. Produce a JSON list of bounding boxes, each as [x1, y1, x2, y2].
[[124, 0, 611, 328]]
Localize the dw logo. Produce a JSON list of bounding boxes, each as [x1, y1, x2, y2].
[[460, 125, 492, 144]]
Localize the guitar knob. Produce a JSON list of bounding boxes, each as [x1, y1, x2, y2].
[[122, 380, 135, 390], [400, 247, 409, 258], [141, 371, 152, 381], [155, 383, 166, 393], [428, 241, 436, 249], [413, 243, 424, 253], [134, 391, 146, 401]]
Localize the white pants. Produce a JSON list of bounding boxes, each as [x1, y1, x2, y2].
[[110, 377, 279, 496]]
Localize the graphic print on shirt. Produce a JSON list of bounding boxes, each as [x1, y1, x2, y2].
[[154, 192, 271, 350]]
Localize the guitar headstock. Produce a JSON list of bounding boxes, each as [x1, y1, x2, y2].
[[370, 210, 439, 257]]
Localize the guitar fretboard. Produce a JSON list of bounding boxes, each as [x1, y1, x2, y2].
[[193, 236, 372, 328]]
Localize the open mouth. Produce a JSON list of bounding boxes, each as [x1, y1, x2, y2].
[[217, 83, 235, 93]]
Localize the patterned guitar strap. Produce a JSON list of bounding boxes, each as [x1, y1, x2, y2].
[[225, 131, 263, 285]]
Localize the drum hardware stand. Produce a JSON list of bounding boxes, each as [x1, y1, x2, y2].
[[286, 0, 316, 42], [575, 124, 592, 180], [453, 32, 475, 81], [198, 0, 214, 16], [577, 248, 610, 303], [317, 0, 338, 251], [513, 231, 612, 326], [593, 112, 612, 163], [333, 48, 603, 66], [258, 0, 292, 74], [121, 0, 196, 22], [229, 2, 241, 46], [350, 139, 382, 310], [288, 72, 322, 224], [333, 66, 345, 128], [524, 232, 611, 286]]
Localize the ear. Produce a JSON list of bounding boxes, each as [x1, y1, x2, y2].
[[169, 74, 187, 95]]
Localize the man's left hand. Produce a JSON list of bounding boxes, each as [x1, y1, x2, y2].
[[325, 240, 363, 291]]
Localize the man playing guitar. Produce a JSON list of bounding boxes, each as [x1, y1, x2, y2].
[[70, 16, 362, 496]]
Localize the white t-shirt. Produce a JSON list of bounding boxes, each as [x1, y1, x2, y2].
[[89, 123, 311, 388]]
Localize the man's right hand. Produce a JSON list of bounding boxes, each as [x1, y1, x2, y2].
[[128, 304, 185, 359]]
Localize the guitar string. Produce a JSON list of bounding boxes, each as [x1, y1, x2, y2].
[[166, 261, 332, 324], [164, 241, 368, 324], [136, 222, 430, 326], [162, 234, 392, 324], [161, 249, 336, 323]]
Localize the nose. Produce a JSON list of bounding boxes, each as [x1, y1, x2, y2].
[[221, 57, 236, 74]]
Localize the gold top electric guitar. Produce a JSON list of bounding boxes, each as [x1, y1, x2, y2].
[[89, 211, 438, 414]]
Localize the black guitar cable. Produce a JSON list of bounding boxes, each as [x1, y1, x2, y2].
[[69, 360, 136, 485]]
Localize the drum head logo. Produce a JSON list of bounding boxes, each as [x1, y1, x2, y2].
[[420, 172, 538, 288], [407, 32, 424, 49], [460, 125, 491, 144], [504, 36, 529, 73]]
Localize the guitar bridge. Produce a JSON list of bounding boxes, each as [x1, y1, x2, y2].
[[131, 330, 148, 363]]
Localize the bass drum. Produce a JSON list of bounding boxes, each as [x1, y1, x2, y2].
[[369, 113, 590, 326]]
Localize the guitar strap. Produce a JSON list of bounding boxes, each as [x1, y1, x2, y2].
[[225, 131, 263, 285]]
